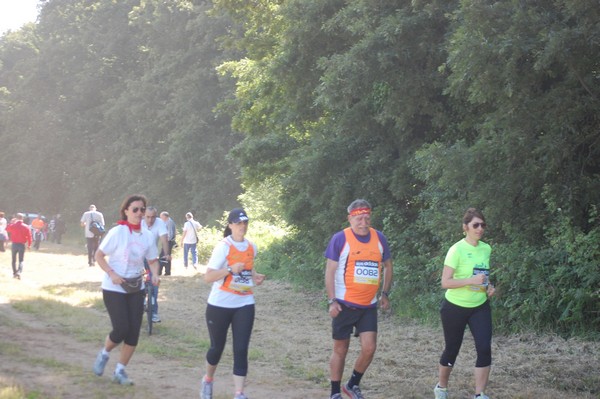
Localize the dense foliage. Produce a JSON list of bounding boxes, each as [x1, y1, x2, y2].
[[0, 0, 242, 224], [0, 0, 597, 337]]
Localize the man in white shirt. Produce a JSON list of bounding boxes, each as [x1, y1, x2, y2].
[[181, 212, 202, 269], [80, 204, 105, 267], [142, 206, 169, 323], [159, 211, 177, 276]]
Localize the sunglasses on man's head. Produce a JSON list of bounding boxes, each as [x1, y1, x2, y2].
[[472, 222, 486, 229], [131, 207, 146, 214]]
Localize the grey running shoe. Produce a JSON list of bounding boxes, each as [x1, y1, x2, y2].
[[331, 394, 343, 399], [473, 395, 489, 399], [152, 314, 161, 323], [93, 351, 109, 376], [234, 393, 248, 399], [342, 384, 364, 399], [112, 368, 134, 385], [200, 378, 213, 399], [434, 384, 448, 399]]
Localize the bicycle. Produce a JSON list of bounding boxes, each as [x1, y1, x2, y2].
[[144, 270, 157, 335]]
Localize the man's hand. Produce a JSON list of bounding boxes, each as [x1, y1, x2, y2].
[[328, 301, 342, 318], [379, 295, 390, 311]]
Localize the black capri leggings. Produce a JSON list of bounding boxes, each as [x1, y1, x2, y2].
[[103, 289, 145, 347], [205, 303, 255, 376], [439, 299, 492, 368]]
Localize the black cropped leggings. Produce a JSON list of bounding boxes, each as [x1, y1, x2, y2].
[[439, 299, 492, 368], [205, 303, 255, 376], [103, 289, 144, 347]]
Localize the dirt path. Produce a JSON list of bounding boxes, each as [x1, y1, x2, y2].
[[0, 243, 598, 399]]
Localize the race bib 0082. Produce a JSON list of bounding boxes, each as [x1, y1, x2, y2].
[[353, 260, 379, 285]]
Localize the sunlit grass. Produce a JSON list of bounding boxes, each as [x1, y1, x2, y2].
[[0, 385, 44, 399]]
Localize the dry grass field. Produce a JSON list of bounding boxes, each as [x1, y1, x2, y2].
[[0, 240, 598, 399]]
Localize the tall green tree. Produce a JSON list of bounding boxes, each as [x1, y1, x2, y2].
[[411, 0, 600, 333]]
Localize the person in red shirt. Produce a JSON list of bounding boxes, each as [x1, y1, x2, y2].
[[6, 213, 32, 279]]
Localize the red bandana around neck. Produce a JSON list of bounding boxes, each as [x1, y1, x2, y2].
[[117, 220, 141, 233]]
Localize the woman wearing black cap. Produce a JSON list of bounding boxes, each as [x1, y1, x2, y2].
[[199, 208, 265, 399]]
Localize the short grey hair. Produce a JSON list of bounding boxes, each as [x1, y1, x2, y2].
[[146, 206, 158, 214], [186, 212, 193, 220], [347, 199, 371, 214]]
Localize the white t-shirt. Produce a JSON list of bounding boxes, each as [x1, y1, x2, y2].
[[99, 224, 158, 293], [0, 217, 7, 235], [81, 210, 105, 238], [206, 236, 258, 308], [182, 219, 202, 244], [142, 218, 168, 245]]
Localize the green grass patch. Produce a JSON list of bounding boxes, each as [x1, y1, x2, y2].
[[0, 385, 46, 399]]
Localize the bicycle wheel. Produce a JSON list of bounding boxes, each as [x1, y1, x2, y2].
[[146, 283, 153, 335]]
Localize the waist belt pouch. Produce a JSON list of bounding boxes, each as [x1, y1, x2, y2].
[[120, 275, 143, 293]]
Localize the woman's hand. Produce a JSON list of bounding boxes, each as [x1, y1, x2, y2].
[[151, 273, 160, 286], [253, 272, 266, 286], [487, 284, 496, 298], [108, 270, 123, 285], [471, 273, 486, 285], [231, 262, 245, 274]]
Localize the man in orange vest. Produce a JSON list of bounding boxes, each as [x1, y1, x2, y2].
[[31, 214, 45, 250], [324, 199, 393, 399]]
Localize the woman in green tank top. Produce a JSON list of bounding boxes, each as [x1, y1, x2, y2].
[[433, 208, 496, 399]]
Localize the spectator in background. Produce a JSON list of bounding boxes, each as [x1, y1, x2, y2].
[[48, 216, 56, 240], [81, 204, 105, 267], [53, 214, 66, 244], [159, 211, 177, 276], [6, 213, 32, 279], [181, 212, 202, 270], [0, 211, 7, 252], [31, 214, 46, 250], [141, 206, 169, 323]]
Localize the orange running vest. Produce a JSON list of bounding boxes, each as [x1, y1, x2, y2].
[[219, 239, 255, 296], [337, 227, 383, 306]]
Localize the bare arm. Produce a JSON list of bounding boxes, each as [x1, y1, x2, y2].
[[203, 261, 245, 283], [325, 258, 342, 317], [148, 258, 160, 285], [159, 234, 170, 259], [441, 265, 485, 289], [95, 249, 123, 285], [379, 258, 393, 310]]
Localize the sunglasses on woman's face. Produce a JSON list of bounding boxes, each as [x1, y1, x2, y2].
[[472, 222, 486, 229], [131, 207, 146, 214]]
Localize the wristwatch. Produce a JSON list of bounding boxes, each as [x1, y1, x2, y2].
[[381, 291, 390, 298], [227, 266, 233, 274], [327, 298, 337, 305]]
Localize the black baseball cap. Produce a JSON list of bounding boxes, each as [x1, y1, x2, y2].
[[228, 208, 249, 224]]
